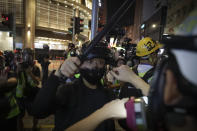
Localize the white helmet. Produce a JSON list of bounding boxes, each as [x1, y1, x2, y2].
[[163, 9, 197, 86]]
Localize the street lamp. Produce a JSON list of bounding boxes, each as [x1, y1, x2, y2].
[[152, 24, 156, 28]]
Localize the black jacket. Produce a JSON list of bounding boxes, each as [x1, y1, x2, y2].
[[31, 72, 115, 131]]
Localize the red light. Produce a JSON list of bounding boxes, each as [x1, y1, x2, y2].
[[80, 20, 83, 24], [6, 17, 8, 21]]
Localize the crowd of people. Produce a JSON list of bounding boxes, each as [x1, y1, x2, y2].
[[0, 8, 197, 131]]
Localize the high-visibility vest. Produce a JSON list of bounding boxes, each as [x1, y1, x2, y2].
[[5, 92, 20, 119], [16, 72, 38, 98], [137, 64, 153, 83], [16, 72, 25, 98], [74, 73, 80, 78]]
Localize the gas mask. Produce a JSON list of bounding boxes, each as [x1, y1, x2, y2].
[[15, 53, 22, 63], [22, 48, 34, 69], [80, 67, 106, 85], [22, 54, 34, 68]]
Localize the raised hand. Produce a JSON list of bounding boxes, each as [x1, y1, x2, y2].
[[109, 65, 136, 83], [59, 57, 81, 77]]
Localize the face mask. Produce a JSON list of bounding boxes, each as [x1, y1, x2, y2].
[[80, 67, 106, 85]]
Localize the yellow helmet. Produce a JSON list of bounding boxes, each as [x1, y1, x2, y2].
[[136, 37, 161, 57]]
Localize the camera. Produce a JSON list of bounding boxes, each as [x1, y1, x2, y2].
[[125, 97, 148, 131]]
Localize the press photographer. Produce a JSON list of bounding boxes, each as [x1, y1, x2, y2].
[[16, 48, 41, 131], [17, 48, 41, 97]]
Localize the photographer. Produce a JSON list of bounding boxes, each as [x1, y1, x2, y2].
[[16, 48, 41, 131]]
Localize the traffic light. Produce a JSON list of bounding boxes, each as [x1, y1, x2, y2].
[[1, 14, 13, 30], [68, 27, 73, 34], [75, 17, 84, 34], [70, 17, 75, 27], [69, 17, 77, 34], [69, 17, 84, 34]]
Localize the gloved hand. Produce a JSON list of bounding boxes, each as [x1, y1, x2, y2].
[[55, 57, 81, 78]]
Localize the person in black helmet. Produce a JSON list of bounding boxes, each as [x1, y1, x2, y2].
[[66, 8, 197, 131], [31, 42, 115, 131], [16, 48, 41, 131]]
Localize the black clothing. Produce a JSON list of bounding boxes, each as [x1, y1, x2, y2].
[[41, 61, 50, 86], [17, 65, 41, 116], [32, 73, 115, 131], [0, 115, 18, 130], [0, 71, 17, 119], [19, 65, 40, 100], [0, 71, 18, 130], [119, 83, 143, 99], [32, 65, 41, 78], [118, 83, 143, 130]]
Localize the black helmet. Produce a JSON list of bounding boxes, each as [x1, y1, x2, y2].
[[43, 44, 49, 50], [81, 41, 111, 62], [68, 43, 75, 49]]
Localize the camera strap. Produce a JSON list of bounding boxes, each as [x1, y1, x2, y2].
[[125, 98, 137, 131]]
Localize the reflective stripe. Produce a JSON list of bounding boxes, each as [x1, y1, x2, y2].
[[67, 52, 71, 58], [27, 75, 37, 87], [100, 79, 104, 85], [138, 72, 152, 83], [137, 64, 153, 83], [16, 72, 37, 98], [74, 73, 80, 78], [138, 72, 146, 78], [6, 93, 20, 119], [16, 72, 25, 98], [114, 80, 119, 84]]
